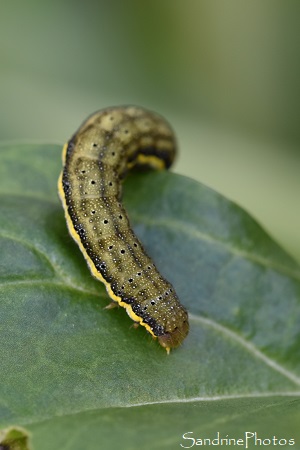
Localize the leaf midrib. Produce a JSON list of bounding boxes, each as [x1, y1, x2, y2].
[[8, 392, 300, 431]]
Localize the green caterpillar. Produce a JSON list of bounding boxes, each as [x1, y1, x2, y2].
[[58, 106, 189, 353]]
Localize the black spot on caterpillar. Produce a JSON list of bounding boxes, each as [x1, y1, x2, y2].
[[58, 106, 189, 353]]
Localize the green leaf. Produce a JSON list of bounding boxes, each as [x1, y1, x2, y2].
[[0, 426, 31, 450], [0, 143, 299, 449]]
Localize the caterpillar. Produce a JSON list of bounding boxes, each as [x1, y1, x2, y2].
[[58, 106, 189, 353]]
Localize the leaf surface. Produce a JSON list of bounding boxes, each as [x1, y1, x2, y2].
[[0, 143, 299, 449]]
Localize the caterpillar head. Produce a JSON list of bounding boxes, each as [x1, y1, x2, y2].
[[158, 314, 189, 354]]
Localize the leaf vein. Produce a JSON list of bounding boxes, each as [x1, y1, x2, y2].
[[189, 313, 300, 386]]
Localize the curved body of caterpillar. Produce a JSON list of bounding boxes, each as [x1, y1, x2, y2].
[[58, 106, 189, 352]]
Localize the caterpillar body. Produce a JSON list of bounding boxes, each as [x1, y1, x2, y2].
[[58, 106, 189, 353]]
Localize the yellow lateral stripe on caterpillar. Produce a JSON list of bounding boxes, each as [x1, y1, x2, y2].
[[58, 106, 189, 352]]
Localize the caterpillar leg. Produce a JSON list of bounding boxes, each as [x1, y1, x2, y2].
[[104, 301, 118, 310]]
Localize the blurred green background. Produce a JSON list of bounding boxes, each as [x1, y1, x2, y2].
[[1, 0, 299, 261]]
